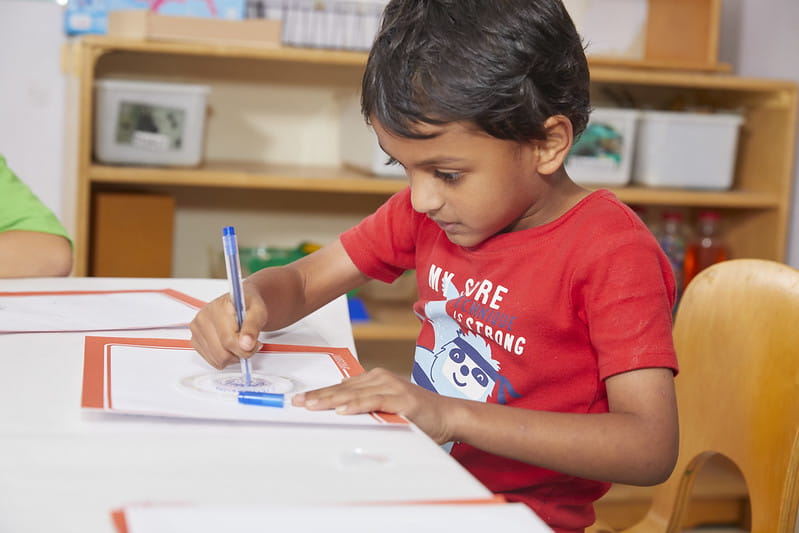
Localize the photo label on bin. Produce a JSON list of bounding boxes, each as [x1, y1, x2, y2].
[[117, 102, 186, 152]]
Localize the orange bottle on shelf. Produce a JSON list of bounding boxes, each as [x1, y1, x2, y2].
[[684, 210, 730, 287]]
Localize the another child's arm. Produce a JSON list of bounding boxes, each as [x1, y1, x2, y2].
[[0, 230, 72, 277], [292, 366, 678, 486], [0, 156, 73, 277], [190, 239, 370, 369]]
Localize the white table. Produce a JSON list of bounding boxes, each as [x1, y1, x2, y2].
[[0, 277, 492, 533]]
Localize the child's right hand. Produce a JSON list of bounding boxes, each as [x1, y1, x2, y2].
[[189, 280, 267, 370]]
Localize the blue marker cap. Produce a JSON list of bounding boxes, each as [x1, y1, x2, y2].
[[237, 391, 285, 408]]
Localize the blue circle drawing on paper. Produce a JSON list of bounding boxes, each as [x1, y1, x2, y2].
[[179, 371, 294, 400]]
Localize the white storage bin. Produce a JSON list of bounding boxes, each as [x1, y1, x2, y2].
[[566, 107, 639, 186], [339, 96, 405, 178], [255, 0, 386, 51], [632, 110, 744, 190], [94, 79, 210, 166]]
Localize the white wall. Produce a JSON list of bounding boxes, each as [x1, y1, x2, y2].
[[0, 0, 797, 268], [0, 0, 66, 218], [718, 0, 799, 267]]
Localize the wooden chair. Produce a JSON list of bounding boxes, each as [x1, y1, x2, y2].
[[592, 259, 799, 533]]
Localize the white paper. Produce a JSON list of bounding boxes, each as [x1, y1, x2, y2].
[[0, 290, 201, 333], [84, 338, 405, 427], [121, 502, 553, 533]]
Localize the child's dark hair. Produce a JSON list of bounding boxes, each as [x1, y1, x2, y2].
[[361, 0, 591, 142]]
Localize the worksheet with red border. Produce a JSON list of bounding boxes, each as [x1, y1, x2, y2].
[[0, 289, 205, 333], [110, 498, 553, 533], [82, 336, 407, 426]]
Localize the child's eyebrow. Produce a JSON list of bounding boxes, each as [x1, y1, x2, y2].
[[415, 156, 467, 167], [377, 142, 468, 167], [384, 152, 468, 167]]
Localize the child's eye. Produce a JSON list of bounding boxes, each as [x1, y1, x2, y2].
[[434, 169, 463, 182], [385, 156, 400, 167]]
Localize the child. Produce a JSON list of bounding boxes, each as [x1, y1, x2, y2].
[[190, 1, 679, 530], [0, 155, 73, 277]]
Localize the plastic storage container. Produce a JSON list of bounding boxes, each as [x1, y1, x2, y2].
[[94, 79, 210, 166], [632, 110, 743, 190], [250, 0, 385, 51], [339, 96, 405, 178], [566, 107, 639, 186]]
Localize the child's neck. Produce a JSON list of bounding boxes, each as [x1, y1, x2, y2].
[[521, 175, 590, 230]]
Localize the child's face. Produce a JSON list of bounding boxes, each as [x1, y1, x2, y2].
[[372, 119, 565, 248]]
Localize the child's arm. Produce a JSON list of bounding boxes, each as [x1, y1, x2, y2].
[[190, 239, 370, 370], [0, 230, 73, 277], [292, 366, 678, 486]]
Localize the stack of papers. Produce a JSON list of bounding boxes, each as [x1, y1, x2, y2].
[[0, 289, 204, 333]]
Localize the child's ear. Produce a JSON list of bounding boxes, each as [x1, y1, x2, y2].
[[535, 115, 573, 175]]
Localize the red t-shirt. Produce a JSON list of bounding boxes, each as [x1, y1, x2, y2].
[[341, 188, 678, 532]]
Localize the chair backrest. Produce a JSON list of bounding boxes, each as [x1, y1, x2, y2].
[[626, 259, 799, 533]]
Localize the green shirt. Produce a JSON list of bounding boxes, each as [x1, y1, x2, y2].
[[0, 155, 72, 244]]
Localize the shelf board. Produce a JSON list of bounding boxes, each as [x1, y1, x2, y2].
[[90, 161, 407, 195], [78, 37, 746, 77], [79, 36, 369, 67], [605, 185, 781, 208], [352, 300, 420, 341], [590, 64, 797, 92], [589, 55, 732, 74], [89, 162, 781, 208]]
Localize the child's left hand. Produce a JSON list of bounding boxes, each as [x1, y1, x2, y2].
[[292, 368, 456, 444]]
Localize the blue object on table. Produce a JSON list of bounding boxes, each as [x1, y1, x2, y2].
[[222, 226, 252, 386], [237, 391, 285, 408]]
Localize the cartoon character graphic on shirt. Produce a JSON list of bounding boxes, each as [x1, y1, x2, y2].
[[412, 280, 521, 406]]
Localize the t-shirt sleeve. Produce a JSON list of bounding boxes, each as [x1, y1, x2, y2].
[[0, 156, 72, 245], [575, 217, 678, 380], [340, 187, 418, 283]]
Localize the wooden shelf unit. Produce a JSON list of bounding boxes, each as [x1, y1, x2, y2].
[[64, 37, 797, 345]]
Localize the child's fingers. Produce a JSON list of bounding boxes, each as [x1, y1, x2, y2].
[[215, 297, 263, 359], [190, 317, 237, 370], [293, 372, 452, 444], [296, 388, 393, 414], [334, 392, 396, 415], [190, 295, 249, 367], [302, 372, 385, 404], [237, 285, 268, 355], [293, 369, 410, 414], [194, 333, 237, 370], [291, 381, 352, 408]]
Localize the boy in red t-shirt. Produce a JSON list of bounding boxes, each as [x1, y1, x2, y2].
[[190, 1, 679, 530]]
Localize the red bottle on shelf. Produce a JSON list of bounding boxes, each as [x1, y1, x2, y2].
[[684, 210, 729, 287]]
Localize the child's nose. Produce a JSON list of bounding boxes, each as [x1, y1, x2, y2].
[[409, 174, 444, 214]]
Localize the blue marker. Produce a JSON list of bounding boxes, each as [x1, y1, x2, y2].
[[238, 391, 285, 408], [222, 226, 252, 387]]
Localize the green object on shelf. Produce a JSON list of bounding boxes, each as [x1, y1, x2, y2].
[[240, 241, 320, 275]]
